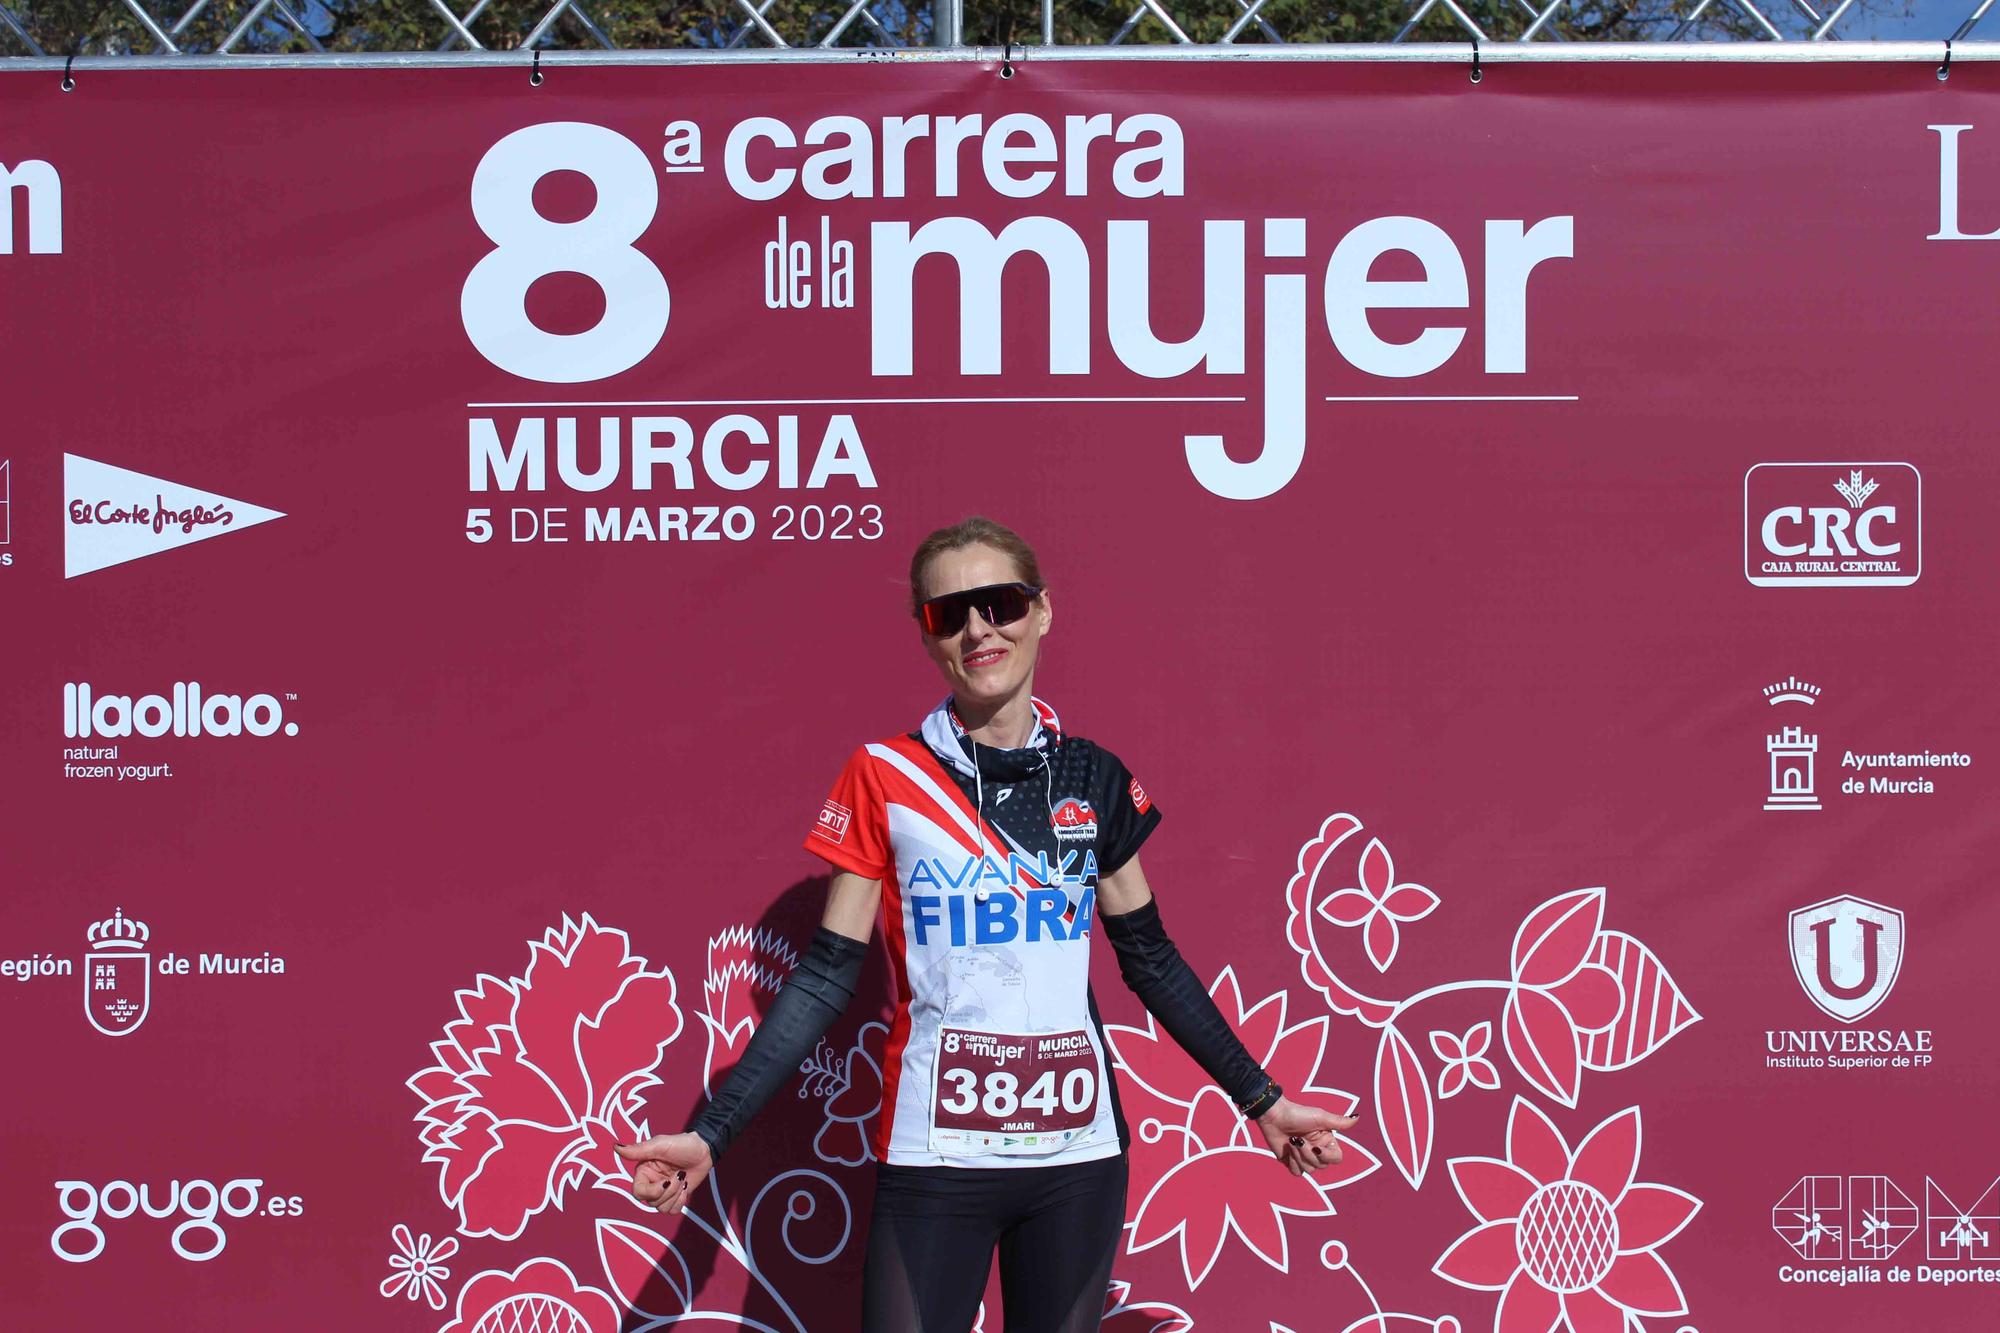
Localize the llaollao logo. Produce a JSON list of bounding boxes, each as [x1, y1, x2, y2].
[[64, 682, 298, 739]]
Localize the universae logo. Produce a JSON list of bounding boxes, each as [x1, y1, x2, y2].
[[1744, 463, 1920, 587], [1788, 894, 1905, 1025]]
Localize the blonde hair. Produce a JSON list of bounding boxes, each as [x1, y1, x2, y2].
[[908, 517, 1045, 617]]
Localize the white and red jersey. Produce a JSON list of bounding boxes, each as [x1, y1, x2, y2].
[[803, 697, 1161, 1168]]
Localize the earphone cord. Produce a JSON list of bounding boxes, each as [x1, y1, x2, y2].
[[969, 733, 1056, 884], [973, 739, 987, 865]]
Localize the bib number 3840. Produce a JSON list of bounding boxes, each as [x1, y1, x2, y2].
[[929, 1027, 1099, 1156]]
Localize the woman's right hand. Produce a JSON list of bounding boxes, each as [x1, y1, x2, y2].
[[614, 1133, 715, 1217]]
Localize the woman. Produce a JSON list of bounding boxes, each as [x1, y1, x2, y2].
[[617, 517, 1358, 1332]]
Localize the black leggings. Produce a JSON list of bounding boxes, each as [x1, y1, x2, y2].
[[860, 1151, 1128, 1333]]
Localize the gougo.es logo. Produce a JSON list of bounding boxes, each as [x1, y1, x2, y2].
[[51, 1177, 304, 1262]]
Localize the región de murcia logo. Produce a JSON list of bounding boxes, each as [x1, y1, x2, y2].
[[84, 907, 151, 1036], [3, 908, 289, 1037]]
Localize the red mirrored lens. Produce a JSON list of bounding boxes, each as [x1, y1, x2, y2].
[[918, 584, 1036, 636]]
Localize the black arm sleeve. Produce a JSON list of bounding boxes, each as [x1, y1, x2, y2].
[[689, 926, 867, 1163], [1098, 897, 1276, 1113]]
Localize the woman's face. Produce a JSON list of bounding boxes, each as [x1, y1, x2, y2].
[[917, 542, 1053, 710]]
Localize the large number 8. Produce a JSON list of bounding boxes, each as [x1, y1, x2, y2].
[[462, 122, 669, 383]]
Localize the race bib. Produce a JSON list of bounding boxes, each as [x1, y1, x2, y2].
[[928, 1026, 1101, 1156]]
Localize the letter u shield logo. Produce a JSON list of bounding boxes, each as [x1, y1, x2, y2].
[[1788, 895, 1904, 1024], [83, 950, 151, 1036]]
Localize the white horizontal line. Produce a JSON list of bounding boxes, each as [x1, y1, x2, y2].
[[468, 396, 1248, 408], [1322, 394, 1579, 402]]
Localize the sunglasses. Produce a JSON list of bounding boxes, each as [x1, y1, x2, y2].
[[917, 582, 1043, 637]]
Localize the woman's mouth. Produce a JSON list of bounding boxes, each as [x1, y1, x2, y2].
[[963, 648, 1006, 670]]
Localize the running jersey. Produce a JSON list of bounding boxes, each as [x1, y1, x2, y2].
[[803, 696, 1161, 1168]]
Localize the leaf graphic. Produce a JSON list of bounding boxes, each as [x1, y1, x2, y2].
[[595, 1218, 693, 1317], [1511, 888, 1606, 988], [1503, 986, 1582, 1108], [1372, 1024, 1434, 1188], [1581, 931, 1702, 1072]]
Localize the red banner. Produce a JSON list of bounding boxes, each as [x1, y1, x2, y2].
[[4, 59, 1997, 1331]]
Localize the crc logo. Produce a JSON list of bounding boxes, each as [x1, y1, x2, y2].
[[1775, 1174, 2000, 1262], [1789, 895, 1904, 1024], [1744, 462, 1920, 587]]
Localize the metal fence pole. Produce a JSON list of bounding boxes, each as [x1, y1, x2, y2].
[[934, 0, 962, 46]]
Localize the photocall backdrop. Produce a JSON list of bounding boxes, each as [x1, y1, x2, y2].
[[2, 57, 1996, 1333]]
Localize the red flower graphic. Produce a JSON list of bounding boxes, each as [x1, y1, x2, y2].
[[439, 1257, 621, 1333], [1108, 967, 1377, 1288], [1503, 891, 1623, 1108], [408, 915, 683, 1240], [701, 924, 796, 1093], [1434, 1098, 1700, 1333]]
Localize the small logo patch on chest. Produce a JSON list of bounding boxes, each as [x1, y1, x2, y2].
[[1050, 798, 1098, 841]]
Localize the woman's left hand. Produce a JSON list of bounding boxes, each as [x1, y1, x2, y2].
[[1254, 1096, 1361, 1176]]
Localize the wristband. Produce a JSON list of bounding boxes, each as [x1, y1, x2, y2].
[[1236, 1077, 1284, 1119]]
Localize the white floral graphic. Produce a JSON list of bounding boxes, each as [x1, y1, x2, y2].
[[380, 1223, 456, 1311], [1430, 1024, 1502, 1101]]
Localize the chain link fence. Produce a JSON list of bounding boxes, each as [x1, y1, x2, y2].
[[4, 0, 1995, 55]]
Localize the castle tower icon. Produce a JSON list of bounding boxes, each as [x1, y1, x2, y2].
[[1766, 727, 1821, 812]]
